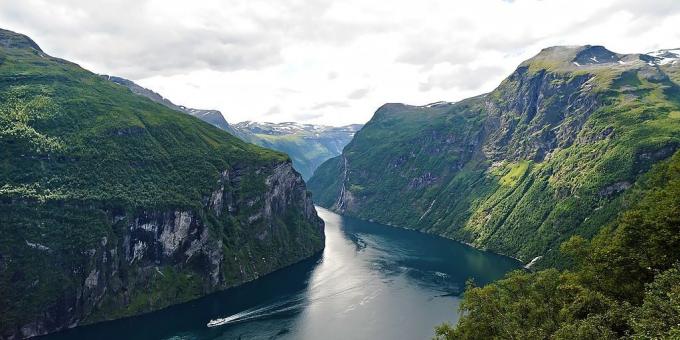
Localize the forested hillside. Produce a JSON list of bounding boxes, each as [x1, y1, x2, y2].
[[309, 46, 680, 268], [0, 28, 324, 338], [436, 148, 680, 338]]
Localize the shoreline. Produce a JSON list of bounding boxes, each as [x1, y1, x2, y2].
[[316, 205, 528, 267]]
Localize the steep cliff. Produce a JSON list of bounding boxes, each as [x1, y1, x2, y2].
[[309, 45, 680, 266], [0, 29, 324, 339]]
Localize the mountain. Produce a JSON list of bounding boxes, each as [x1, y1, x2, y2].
[[436, 150, 680, 338], [309, 45, 680, 268], [105, 77, 361, 180], [435, 48, 680, 340], [104, 75, 235, 134], [0, 28, 324, 339], [233, 121, 362, 180]]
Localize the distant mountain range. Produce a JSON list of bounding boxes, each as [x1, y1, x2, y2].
[[233, 121, 362, 179], [105, 76, 361, 179]]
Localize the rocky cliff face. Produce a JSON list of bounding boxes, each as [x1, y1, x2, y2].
[[6, 161, 323, 339], [0, 28, 324, 339], [482, 67, 600, 162], [309, 45, 680, 267]]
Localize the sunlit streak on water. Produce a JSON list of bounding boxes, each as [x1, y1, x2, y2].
[[40, 207, 520, 340]]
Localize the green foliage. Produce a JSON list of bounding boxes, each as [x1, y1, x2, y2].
[[497, 161, 530, 187], [436, 270, 624, 340], [86, 266, 205, 323], [0, 30, 323, 336], [307, 155, 344, 207], [631, 266, 680, 338], [438, 150, 680, 339]]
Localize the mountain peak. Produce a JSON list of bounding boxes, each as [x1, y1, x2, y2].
[[572, 45, 619, 65], [523, 45, 621, 68], [0, 28, 42, 52]]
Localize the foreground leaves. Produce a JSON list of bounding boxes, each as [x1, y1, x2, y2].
[[437, 151, 680, 339]]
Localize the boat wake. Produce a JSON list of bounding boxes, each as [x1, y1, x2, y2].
[[207, 296, 304, 328], [207, 277, 374, 328]]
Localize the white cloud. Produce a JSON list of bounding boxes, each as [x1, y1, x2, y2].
[[2, 0, 680, 126]]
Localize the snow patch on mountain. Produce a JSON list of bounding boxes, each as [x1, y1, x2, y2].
[[647, 48, 680, 65]]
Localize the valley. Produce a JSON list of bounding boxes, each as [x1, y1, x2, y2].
[[2, 7, 680, 338], [37, 208, 520, 340], [309, 45, 680, 268]]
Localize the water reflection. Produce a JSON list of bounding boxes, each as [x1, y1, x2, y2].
[[41, 207, 519, 340]]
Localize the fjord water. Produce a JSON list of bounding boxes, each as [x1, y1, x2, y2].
[[41, 207, 520, 340]]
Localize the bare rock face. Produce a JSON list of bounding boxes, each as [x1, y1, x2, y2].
[[483, 67, 600, 162]]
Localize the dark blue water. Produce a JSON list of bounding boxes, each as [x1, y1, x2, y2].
[[41, 207, 520, 340]]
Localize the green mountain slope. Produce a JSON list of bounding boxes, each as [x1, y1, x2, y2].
[[104, 76, 361, 180], [0, 28, 324, 338], [105, 75, 237, 135], [309, 45, 680, 267], [436, 109, 680, 340]]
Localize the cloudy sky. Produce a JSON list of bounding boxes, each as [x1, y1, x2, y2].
[[2, 0, 680, 126]]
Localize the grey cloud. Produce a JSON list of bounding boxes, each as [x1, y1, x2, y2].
[[293, 112, 324, 121], [264, 106, 281, 116], [1, 1, 284, 78], [475, 31, 544, 54], [347, 88, 369, 100], [533, 0, 680, 53], [0, 0, 382, 79], [610, 0, 680, 17], [396, 39, 476, 67]]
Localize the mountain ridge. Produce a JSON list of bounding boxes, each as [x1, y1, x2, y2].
[[0, 28, 324, 338], [104, 75, 362, 179], [309, 44, 680, 267]]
